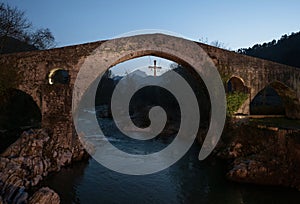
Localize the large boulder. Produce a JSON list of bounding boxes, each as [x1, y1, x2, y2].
[[29, 187, 60, 204]]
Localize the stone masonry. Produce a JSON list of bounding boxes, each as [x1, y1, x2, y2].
[[0, 33, 299, 149]]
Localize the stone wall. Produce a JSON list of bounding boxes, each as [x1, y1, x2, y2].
[[199, 43, 300, 97], [0, 41, 103, 150], [0, 34, 299, 145], [199, 42, 300, 117]]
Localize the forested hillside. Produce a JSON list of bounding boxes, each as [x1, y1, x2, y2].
[[237, 32, 300, 68]]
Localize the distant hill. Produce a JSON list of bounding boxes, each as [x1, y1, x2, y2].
[[0, 36, 37, 54], [237, 31, 300, 68]]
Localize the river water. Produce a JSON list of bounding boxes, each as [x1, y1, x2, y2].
[[42, 118, 300, 204]]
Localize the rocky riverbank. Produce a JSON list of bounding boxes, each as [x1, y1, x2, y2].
[[218, 118, 300, 190], [0, 128, 87, 204], [1, 117, 300, 203]]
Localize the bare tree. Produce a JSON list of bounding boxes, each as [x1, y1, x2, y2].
[[199, 37, 209, 44], [0, 3, 31, 40], [0, 3, 55, 53], [210, 40, 226, 49], [29, 28, 56, 50]]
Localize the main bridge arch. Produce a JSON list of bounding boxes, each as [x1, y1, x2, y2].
[[74, 34, 226, 112], [74, 34, 227, 161]]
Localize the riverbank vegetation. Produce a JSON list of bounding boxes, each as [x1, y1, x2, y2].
[[226, 92, 248, 116]]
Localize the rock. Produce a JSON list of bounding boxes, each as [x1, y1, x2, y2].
[[57, 149, 72, 166], [0, 182, 28, 204], [12, 187, 28, 204], [219, 120, 300, 189], [227, 143, 243, 158], [53, 151, 57, 158], [29, 187, 60, 204], [0, 128, 86, 203], [31, 175, 43, 187]]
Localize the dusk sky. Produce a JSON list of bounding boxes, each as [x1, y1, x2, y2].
[[3, 0, 300, 50]]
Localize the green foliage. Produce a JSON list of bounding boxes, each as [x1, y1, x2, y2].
[[226, 92, 248, 116], [237, 31, 300, 68], [220, 72, 231, 86]]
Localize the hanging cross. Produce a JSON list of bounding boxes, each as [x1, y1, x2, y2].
[[148, 60, 161, 77]]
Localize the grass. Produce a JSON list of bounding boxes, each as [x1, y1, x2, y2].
[[226, 92, 248, 116], [249, 117, 300, 130]]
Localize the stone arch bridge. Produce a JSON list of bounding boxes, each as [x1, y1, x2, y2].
[[0, 34, 300, 147]]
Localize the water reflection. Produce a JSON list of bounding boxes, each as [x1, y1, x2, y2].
[[42, 159, 89, 204]]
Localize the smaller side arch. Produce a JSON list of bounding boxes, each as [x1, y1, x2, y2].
[[0, 88, 42, 152], [268, 81, 300, 119], [48, 68, 70, 85], [226, 76, 249, 94], [250, 81, 300, 119]]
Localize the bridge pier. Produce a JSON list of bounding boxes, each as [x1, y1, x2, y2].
[[236, 99, 250, 115], [40, 84, 76, 149]]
